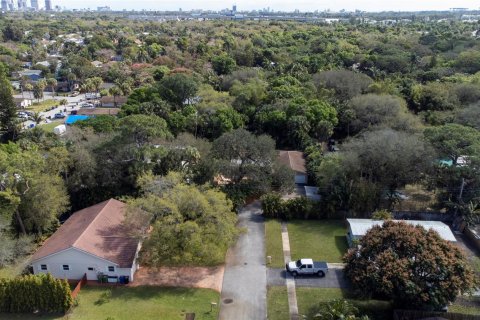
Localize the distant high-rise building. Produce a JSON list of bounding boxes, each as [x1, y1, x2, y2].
[[17, 0, 27, 9], [232, 4, 236, 13], [97, 6, 110, 11], [8, 0, 14, 10], [1, 0, 8, 10], [31, 0, 38, 10], [45, 0, 52, 10]]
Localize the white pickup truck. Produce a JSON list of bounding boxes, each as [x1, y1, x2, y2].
[[285, 258, 328, 277]]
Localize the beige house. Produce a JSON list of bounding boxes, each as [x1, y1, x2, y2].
[[278, 151, 308, 184]]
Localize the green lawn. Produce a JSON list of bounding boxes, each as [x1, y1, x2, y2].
[[470, 256, 480, 273], [450, 296, 480, 315], [267, 286, 289, 320], [296, 288, 393, 320], [26, 99, 62, 113], [288, 220, 348, 263], [38, 120, 64, 132], [265, 219, 285, 268], [0, 286, 220, 320]]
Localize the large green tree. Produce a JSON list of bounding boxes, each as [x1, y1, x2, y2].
[[424, 123, 480, 163], [0, 143, 69, 234], [158, 73, 199, 108], [344, 221, 477, 310], [127, 173, 238, 266], [0, 63, 18, 141]]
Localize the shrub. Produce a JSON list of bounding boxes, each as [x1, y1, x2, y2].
[[371, 209, 393, 220], [0, 273, 73, 314], [261, 193, 322, 220], [309, 299, 370, 320], [261, 193, 283, 218]]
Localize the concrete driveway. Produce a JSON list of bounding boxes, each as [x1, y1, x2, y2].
[[267, 268, 350, 288], [219, 201, 267, 320]]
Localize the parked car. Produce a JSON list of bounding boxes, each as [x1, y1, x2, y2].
[[285, 258, 328, 277], [54, 113, 66, 119], [81, 103, 94, 108], [17, 112, 28, 119], [70, 91, 80, 97]]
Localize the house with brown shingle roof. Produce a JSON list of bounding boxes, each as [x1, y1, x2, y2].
[[278, 151, 308, 184], [30, 199, 140, 282]]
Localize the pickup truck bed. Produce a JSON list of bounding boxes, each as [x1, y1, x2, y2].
[[313, 261, 328, 269]]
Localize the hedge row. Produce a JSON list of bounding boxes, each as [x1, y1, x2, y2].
[[261, 193, 323, 220], [0, 273, 73, 314]]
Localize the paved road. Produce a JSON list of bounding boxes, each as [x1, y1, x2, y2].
[[267, 268, 350, 288], [219, 201, 267, 320]]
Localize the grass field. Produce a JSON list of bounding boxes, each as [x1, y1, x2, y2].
[[267, 286, 289, 320], [288, 220, 348, 263], [38, 120, 65, 132], [450, 296, 480, 315], [0, 286, 220, 320], [296, 288, 393, 320], [265, 219, 285, 268], [26, 99, 62, 113]]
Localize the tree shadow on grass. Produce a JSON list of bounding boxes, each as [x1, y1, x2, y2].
[[108, 286, 216, 302], [334, 236, 348, 256]]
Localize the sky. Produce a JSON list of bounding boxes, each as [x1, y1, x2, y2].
[[60, 0, 480, 12]]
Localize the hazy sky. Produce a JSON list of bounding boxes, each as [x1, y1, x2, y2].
[[59, 0, 480, 12]]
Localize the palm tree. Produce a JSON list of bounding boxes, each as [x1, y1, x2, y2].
[[36, 79, 47, 102], [47, 78, 58, 99], [20, 76, 29, 99], [109, 86, 122, 107], [29, 112, 43, 125], [91, 77, 103, 94], [24, 83, 33, 99]]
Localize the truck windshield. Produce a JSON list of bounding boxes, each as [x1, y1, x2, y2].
[[296, 260, 302, 267]]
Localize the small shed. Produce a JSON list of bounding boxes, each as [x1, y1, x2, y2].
[[346, 219, 457, 247]]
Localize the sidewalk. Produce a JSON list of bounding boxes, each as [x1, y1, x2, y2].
[[281, 222, 300, 320]]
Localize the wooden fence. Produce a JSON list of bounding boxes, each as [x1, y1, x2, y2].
[[393, 309, 480, 320], [71, 273, 87, 299]]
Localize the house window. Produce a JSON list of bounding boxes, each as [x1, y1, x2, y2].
[[40, 264, 47, 271], [62, 265, 70, 271], [107, 266, 115, 272]]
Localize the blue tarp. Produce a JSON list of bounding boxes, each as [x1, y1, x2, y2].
[[65, 115, 90, 125]]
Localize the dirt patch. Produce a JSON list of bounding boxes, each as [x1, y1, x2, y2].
[[129, 266, 225, 292]]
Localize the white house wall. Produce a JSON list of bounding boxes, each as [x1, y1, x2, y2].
[[294, 173, 307, 184], [31, 248, 134, 281]]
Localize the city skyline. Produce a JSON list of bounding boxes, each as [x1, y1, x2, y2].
[[1, 0, 52, 10], [58, 0, 480, 12]]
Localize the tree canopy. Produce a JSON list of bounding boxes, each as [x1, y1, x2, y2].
[[344, 221, 477, 310]]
